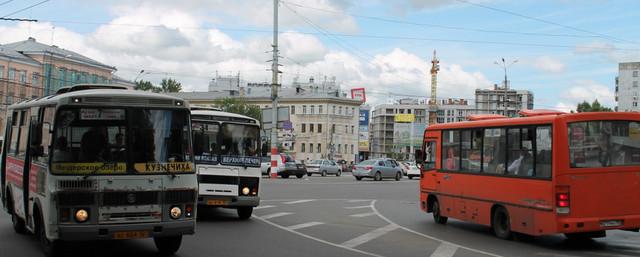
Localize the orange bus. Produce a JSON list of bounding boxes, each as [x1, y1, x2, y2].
[[416, 110, 640, 240]]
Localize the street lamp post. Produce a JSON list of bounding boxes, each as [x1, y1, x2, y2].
[[494, 58, 517, 116]]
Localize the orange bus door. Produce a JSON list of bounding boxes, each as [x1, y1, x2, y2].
[[421, 140, 438, 191]]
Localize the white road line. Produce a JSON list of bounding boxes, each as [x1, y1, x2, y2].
[[260, 212, 293, 219], [261, 198, 374, 202], [341, 224, 398, 248], [283, 199, 315, 205], [346, 199, 372, 203], [253, 215, 384, 257], [255, 205, 276, 210], [350, 212, 377, 218], [429, 243, 458, 257], [287, 222, 325, 230], [370, 200, 504, 257], [345, 205, 371, 209]]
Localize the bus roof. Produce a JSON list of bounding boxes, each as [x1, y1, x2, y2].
[[427, 112, 640, 131], [7, 89, 188, 110], [191, 109, 260, 126]]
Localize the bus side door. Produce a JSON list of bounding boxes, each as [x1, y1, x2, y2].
[[421, 140, 438, 191]]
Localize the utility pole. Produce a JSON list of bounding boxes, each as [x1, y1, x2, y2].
[[269, 0, 280, 179]]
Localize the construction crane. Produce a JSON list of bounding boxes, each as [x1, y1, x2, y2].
[[428, 50, 440, 125]]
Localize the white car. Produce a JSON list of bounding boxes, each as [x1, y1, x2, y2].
[[404, 162, 420, 179]]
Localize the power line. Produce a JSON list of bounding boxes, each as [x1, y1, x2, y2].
[[0, 17, 38, 22], [282, 1, 600, 40], [0, 0, 14, 6], [455, 0, 638, 45], [1, 0, 49, 18]]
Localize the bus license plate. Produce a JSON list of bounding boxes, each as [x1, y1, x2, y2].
[[207, 199, 227, 206], [600, 220, 623, 227], [113, 231, 150, 240]]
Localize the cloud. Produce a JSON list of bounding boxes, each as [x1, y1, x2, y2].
[[532, 56, 566, 73], [574, 40, 640, 63], [558, 79, 616, 111]]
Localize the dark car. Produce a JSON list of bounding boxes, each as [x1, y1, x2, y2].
[[279, 155, 306, 178]]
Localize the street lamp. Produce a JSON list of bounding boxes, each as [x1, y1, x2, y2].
[[493, 58, 517, 116], [133, 70, 145, 82]]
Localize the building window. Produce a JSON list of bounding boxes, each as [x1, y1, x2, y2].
[[302, 123, 306, 133], [0, 65, 4, 78], [316, 144, 321, 153], [351, 126, 354, 134], [345, 125, 348, 134], [333, 105, 336, 114], [634, 81, 638, 88], [319, 105, 323, 114], [310, 143, 314, 153], [19, 70, 27, 82], [331, 124, 335, 133], [634, 71, 639, 77], [310, 105, 315, 114], [8, 68, 16, 80], [338, 144, 341, 153], [303, 105, 307, 114], [345, 144, 348, 153], [351, 144, 354, 154], [301, 143, 306, 153], [634, 102, 638, 107], [32, 73, 40, 87], [318, 124, 322, 133], [291, 105, 295, 114], [310, 124, 314, 133], [339, 106, 342, 115]]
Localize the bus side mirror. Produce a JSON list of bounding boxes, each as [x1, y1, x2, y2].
[[415, 149, 424, 164]]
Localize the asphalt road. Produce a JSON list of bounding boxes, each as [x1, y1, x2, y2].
[[1, 173, 640, 257]]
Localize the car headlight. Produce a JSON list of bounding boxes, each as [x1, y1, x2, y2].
[[170, 206, 182, 219], [75, 209, 89, 223], [242, 187, 250, 196]]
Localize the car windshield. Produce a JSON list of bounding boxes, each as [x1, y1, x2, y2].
[[51, 108, 193, 175]]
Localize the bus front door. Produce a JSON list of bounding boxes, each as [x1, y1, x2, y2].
[[421, 140, 438, 191]]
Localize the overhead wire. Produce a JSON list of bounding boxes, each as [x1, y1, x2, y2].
[[1, 0, 49, 18]]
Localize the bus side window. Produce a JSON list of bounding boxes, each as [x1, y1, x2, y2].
[[483, 128, 506, 174], [442, 130, 460, 171], [424, 141, 437, 170], [16, 109, 31, 159], [8, 111, 19, 156], [535, 126, 552, 178], [36, 107, 55, 162]]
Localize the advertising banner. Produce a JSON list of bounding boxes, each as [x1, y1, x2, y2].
[[393, 123, 427, 148], [359, 109, 369, 126], [351, 88, 366, 103], [394, 114, 415, 123]]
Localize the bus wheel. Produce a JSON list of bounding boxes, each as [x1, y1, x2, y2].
[[321, 170, 327, 177], [38, 211, 63, 257], [395, 172, 402, 181], [154, 235, 183, 256], [237, 207, 253, 220], [374, 172, 382, 181], [492, 207, 512, 240], [8, 195, 26, 234], [432, 199, 448, 224]]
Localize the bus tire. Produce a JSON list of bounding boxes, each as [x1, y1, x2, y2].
[[237, 207, 253, 220], [154, 235, 183, 256], [37, 208, 63, 257], [7, 193, 26, 234], [321, 170, 327, 177], [374, 172, 382, 181], [395, 172, 401, 181], [492, 206, 513, 240], [432, 199, 448, 224]]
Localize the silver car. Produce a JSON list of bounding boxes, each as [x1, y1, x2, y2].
[[353, 159, 403, 181], [306, 159, 342, 176]]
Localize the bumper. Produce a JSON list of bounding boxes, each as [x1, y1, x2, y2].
[[352, 170, 373, 177], [279, 168, 306, 176], [198, 195, 260, 207], [557, 214, 640, 234], [57, 220, 195, 241]]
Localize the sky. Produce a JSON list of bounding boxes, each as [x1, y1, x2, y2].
[[1, 0, 639, 111]]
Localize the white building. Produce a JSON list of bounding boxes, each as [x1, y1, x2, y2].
[[616, 62, 640, 112], [475, 84, 534, 117]]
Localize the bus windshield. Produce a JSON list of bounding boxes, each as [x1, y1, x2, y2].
[[51, 107, 193, 175], [192, 121, 260, 167], [569, 120, 640, 168]]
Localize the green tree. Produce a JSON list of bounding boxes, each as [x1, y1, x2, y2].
[[214, 97, 262, 123], [134, 80, 155, 91], [576, 99, 613, 112], [160, 78, 182, 93]]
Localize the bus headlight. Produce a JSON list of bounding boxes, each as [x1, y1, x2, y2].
[[170, 206, 182, 219], [242, 187, 250, 196], [75, 209, 89, 223]]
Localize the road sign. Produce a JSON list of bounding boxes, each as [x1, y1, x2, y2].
[[262, 107, 290, 123]]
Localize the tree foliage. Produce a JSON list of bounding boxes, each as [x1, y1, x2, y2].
[[576, 99, 613, 112], [160, 78, 182, 93], [134, 80, 154, 91], [214, 97, 262, 124]]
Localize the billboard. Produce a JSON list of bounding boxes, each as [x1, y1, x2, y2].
[[393, 123, 427, 149], [351, 88, 366, 103], [359, 109, 369, 126], [394, 114, 415, 123], [358, 109, 370, 152]]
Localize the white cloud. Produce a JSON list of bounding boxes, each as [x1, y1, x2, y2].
[[559, 79, 616, 111], [532, 56, 566, 73], [574, 40, 640, 63]]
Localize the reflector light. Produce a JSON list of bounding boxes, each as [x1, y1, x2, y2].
[[557, 194, 569, 200], [557, 200, 570, 207]]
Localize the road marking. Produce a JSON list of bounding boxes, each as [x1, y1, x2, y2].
[[346, 199, 372, 203], [255, 205, 276, 210], [345, 205, 371, 209], [371, 200, 504, 257], [350, 212, 376, 218], [253, 215, 384, 257], [341, 224, 398, 248], [287, 222, 325, 230], [261, 198, 374, 202], [260, 212, 293, 219], [283, 199, 315, 205], [429, 243, 458, 257]]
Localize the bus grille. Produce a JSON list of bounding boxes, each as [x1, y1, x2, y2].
[[101, 191, 160, 206], [199, 175, 238, 185], [58, 180, 95, 190], [57, 192, 95, 206], [164, 190, 196, 204]]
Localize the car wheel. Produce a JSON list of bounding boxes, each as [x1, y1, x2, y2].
[[281, 174, 290, 178], [336, 171, 341, 177], [432, 199, 448, 224], [395, 172, 402, 181], [492, 206, 513, 240], [374, 172, 382, 181], [355, 176, 362, 181], [307, 173, 312, 176], [407, 175, 413, 180], [321, 170, 327, 176], [237, 207, 253, 220], [266, 168, 271, 176], [296, 174, 304, 178], [154, 235, 183, 256]]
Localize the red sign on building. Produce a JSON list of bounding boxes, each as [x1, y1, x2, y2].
[[351, 88, 366, 103]]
